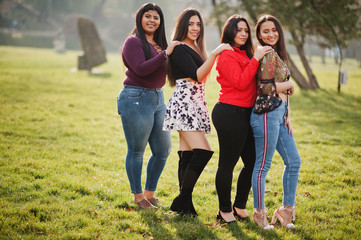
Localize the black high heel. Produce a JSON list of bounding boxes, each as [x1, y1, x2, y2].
[[216, 211, 236, 224], [233, 206, 250, 221]]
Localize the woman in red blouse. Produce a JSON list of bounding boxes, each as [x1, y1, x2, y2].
[[212, 15, 271, 223]]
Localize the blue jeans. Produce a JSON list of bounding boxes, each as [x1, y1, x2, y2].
[[250, 101, 301, 209], [117, 85, 172, 194]]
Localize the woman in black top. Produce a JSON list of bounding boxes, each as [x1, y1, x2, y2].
[[163, 8, 232, 216]]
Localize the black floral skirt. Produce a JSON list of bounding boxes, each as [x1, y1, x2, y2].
[[163, 79, 211, 133]]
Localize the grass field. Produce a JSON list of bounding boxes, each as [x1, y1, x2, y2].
[[0, 46, 360, 239]]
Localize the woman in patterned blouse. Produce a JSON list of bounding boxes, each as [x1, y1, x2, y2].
[[250, 14, 301, 230]]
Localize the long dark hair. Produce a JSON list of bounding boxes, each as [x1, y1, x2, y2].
[[129, 3, 168, 60], [172, 8, 206, 59], [256, 14, 287, 62], [168, 8, 206, 87], [220, 14, 254, 59]]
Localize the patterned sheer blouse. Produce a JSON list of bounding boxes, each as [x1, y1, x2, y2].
[[256, 49, 290, 94], [254, 49, 290, 114]]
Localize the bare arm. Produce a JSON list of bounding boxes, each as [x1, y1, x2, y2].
[[196, 43, 233, 82], [275, 81, 295, 95]]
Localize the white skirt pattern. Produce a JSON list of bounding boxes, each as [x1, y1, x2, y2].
[[163, 79, 211, 133]]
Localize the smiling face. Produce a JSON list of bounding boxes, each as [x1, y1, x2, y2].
[[234, 21, 249, 47], [258, 20, 279, 47], [141, 10, 160, 36], [186, 15, 201, 42]]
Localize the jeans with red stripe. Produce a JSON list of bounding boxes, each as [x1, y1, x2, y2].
[[250, 101, 301, 209]]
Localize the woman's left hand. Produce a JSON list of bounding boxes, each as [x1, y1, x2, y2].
[[284, 116, 294, 136], [211, 43, 233, 56]]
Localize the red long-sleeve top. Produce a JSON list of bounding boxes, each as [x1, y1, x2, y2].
[[216, 47, 260, 108]]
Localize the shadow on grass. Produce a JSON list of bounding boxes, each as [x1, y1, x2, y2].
[[227, 219, 282, 240], [87, 71, 112, 78], [140, 210, 221, 240], [140, 209, 286, 239], [139, 210, 174, 239]]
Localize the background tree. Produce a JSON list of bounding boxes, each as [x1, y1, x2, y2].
[[211, 0, 361, 89], [307, 0, 361, 91]]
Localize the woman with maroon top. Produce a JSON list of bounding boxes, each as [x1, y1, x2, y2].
[[163, 8, 232, 216], [211, 15, 271, 223], [117, 3, 180, 209]]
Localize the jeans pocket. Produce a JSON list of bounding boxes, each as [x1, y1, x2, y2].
[[117, 96, 124, 115], [127, 89, 144, 99]]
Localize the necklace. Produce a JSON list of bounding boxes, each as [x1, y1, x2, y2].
[[149, 42, 162, 54]]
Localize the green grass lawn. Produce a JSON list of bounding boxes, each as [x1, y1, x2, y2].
[[0, 46, 360, 239]]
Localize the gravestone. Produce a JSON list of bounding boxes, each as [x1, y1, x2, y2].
[[77, 17, 106, 71]]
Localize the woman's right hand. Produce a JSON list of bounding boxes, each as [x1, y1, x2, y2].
[[287, 81, 295, 95], [254, 45, 272, 61], [165, 41, 183, 56]]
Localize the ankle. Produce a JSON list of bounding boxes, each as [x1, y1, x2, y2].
[[253, 209, 273, 230], [234, 207, 248, 218], [133, 193, 144, 203], [279, 206, 297, 221], [254, 209, 266, 215], [219, 211, 236, 222], [143, 190, 154, 200]]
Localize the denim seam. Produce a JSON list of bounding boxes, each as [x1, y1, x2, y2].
[[279, 134, 291, 205], [256, 112, 268, 209]]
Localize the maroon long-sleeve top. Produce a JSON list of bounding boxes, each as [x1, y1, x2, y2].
[[121, 36, 168, 89]]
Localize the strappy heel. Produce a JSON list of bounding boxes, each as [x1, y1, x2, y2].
[[216, 211, 236, 224], [233, 206, 250, 221], [253, 210, 274, 231], [271, 206, 297, 229]]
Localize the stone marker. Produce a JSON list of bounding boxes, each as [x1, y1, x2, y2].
[[77, 17, 106, 71]]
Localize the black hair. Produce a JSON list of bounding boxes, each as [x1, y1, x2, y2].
[[220, 14, 254, 59], [256, 14, 287, 62], [172, 8, 206, 59], [168, 8, 206, 86], [129, 3, 168, 60]]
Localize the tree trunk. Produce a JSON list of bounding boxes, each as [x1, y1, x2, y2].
[[295, 43, 320, 88], [287, 53, 314, 89], [240, 0, 258, 23], [211, 0, 223, 36]]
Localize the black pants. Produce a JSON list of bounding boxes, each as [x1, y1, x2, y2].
[[212, 102, 256, 212]]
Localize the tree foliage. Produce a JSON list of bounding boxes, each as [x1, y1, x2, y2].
[[211, 0, 361, 89], [307, 0, 361, 49]]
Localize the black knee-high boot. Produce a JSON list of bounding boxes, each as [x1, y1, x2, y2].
[[177, 150, 193, 190], [171, 149, 213, 215]]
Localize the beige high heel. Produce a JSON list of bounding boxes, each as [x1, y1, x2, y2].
[[253, 210, 274, 231], [271, 206, 297, 229]]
